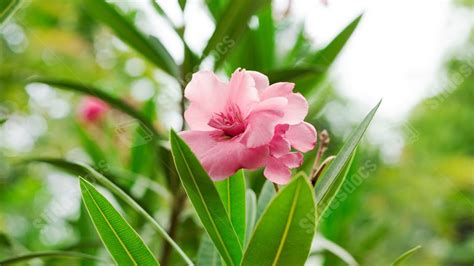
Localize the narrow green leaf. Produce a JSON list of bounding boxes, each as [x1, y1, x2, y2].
[[169, 130, 242, 265], [310, 14, 363, 67], [317, 151, 356, 222], [83, 0, 179, 77], [242, 175, 316, 266], [29, 79, 159, 138], [269, 14, 362, 96], [130, 98, 157, 174], [0, 0, 22, 26], [24, 158, 193, 265], [310, 234, 359, 266], [0, 118, 6, 125], [315, 100, 381, 204], [215, 170, 246, 245], [244, 189, 257, 246], [391, 245, 421, 266], [0, 251, 106, 264], [256, 180, 276, 220], [202, 0, 271, 66], [196, 235, 222, 266], [80, 178, 159, 265]]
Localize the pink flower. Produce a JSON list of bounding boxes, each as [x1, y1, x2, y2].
[[180, 69, 316, 184], [78, 97, 109, 123]]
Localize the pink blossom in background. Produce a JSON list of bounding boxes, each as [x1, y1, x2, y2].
[[78, 96, 109, 123], [180, 69, 316, 184]]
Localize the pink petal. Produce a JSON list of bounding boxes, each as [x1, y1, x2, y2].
[[247, 71, 269, 92], [263, 157, 292, 185], [279, 152, 303, 168], [240, 111, 281, 148], [286, 122, 317, 152], [184, 71, 228, 129], [280, 93, 308, 125], [180, 130, 268, 180], [260, 82, 295, 100], [269, 134, 290, 157], [228, 69, 260, 114]]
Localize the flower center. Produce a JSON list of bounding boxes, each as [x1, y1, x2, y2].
[[208, 105, 246, 137]]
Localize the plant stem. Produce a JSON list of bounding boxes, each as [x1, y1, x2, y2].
[[160, 191, 186, 266]]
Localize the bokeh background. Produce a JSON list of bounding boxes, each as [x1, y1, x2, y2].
[[1, 0, 473, 265]]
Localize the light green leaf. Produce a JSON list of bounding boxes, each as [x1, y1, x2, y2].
[[202, 0, 271, 66], [0, 0, 22, 26], [315, 100, 381, 206], [29, 79, 159, 139], [256, 180, 276, 220], [169, 130, 242, 265], [0, 251, 106, 265], [242, 175, 316, 266], [244, 189, 257, 246], [317, 151, 356, 222], [196, 235, 222, 266], [391, 245, 421, 266], [215, 170, 246, 245], [80, 178, 159, 265], [24, 158, 193, 265], [83, 0, 179, 78]]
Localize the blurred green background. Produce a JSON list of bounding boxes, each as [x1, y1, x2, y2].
[[1, 0, 473, 265]]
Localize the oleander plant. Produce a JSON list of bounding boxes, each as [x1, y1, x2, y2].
[[0, 0, 442, 265]]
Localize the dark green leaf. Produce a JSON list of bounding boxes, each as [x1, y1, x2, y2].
[[242, 175, 316, 266], [0, 251, 106, 264], [80, 178, 160, 265], [315, 100, 381, 205], [169, 130, 242, 265], [83, 0, 179, 77], [0, 0, 22, 26], [215, 170, 246, 245], [391, 245, 421, 266], [76, 124, 107, 167]]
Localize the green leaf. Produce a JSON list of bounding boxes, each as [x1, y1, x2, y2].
[[244, 189, 257, 246], [317, 151, 356, 222], [83, 0, 179, 77], [0, 118, 6, 125], [310, 14, 363, 67], [130, 98, 157, 174], [270, 14, 362, 96], [169, 130, 242, 265], [242, 175, 316, 266], [215, 170, 246, 245], [315, 100, 381, 206], [79, 178, 160, 265], [24, 158, 193, 265], [391, 245, 421, 266], [256, 180, 276, 220], [196, 235, 222, 266], [0, 0, 22, 26], [0, 251, 106, 264], [202, 0, 271, 66], [29, 79, 159, 139]]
